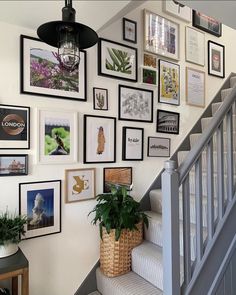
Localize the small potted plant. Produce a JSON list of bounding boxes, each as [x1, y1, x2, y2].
[[89, 185, 149, 277], [0, 210, 27, 258]]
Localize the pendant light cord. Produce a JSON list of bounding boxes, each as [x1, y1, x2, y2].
[[65, 0, 73, 8]]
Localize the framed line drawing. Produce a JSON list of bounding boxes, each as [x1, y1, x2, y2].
[[119, 85, 153, 123], [186, 27, 205, 66], [162, 0, 192, 22], [0, 104, 30, 150], [208, 41, 225, 78], [19, 180, 61, 240], [84, 115, 116, 164], [38, 109, 78, 164], [20, 35, 87, 101], [144, 9, 179, 60], [186, 67, 205, 107], [0, 154, 28, 176], [98, 38, 138, 82], [123, 18, 137, 43], [93, 87, 108, 110], [147, 137, 170, 157], [122, 127, 144, 161], [103, 167, 132, 193], [192, 11, 222, 37], [156, 110, 180, 134], [65, 168, 96, 203]]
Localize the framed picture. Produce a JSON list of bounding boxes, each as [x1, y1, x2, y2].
[[122, 127, 144, 161], [0, 154, 28, 176], [103, 167, 132, 193], [158, 60, 180, 106], [141, 67, 157, 86], [162, 0, 192, 22], [192, 11, 222, 37], [20, 35, 87, 101], [84, 115, 116, 164], [186, 67, 205, 107], [0, 104, 30, 150], [65, 168, 96, 203], [147, 137, 170, 157], [93, 87, 108, 110], [143, 52, 157, 69], [156, 110, 180, 134], [98, 38, 138, 82], [144, 9, 179, 60], [123, 18, 137, 43], [208, 41, 225, 78], [119, 85, 153, 123], [186, 27, 205, 66], [38, 109, 78, 164], [19, 180, 61, 240]]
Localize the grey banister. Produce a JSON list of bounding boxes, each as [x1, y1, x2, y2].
[[178, 85, 236, 184]]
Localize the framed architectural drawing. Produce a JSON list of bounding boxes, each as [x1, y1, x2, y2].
[[162, 0, 191, 22], [186, 27, 205, 66], [103, 167, 132, 193], [122, 127, 144, 161], [147, 137, 170, 157], [156, 110, 180, 134], [123, 18, 137, 43], [192, 11, 222, 37], [208, 41, 225, 78], [186, 67, 205, 107]]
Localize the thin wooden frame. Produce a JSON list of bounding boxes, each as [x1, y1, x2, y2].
[[156, 110, 180, 135], [93, 87, 108, 110], [208, 41, 225, 78], [123, 18, 137, 44], [0, 154, 28, 176], [143, 52, 157, 69], [122, 127, 144, 161], [185, 27, 205, 66], [147, 137, 170, 157], [103, 167, 132, 193], [65, 168, 96, 203], [186, 67, 205, 108]]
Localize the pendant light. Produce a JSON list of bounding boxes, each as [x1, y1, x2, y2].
[[37, 0, 98, 71]]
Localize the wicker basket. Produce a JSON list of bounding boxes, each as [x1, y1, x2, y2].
[[100, 222, 143, 277]]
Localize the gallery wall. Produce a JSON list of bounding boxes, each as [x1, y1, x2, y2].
[[1, 1, 236, 294]]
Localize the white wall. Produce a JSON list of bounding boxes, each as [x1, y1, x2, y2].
[[0, 1, 236, 294]]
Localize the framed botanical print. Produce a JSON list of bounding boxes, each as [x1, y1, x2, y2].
[[158, 60, 180, 106], [65, 168, 96, 203], [141, 67, 157, 86], [192, 11, 222, 37], [20, 35, 87, 101], [98, 38, 138, 82], [38, 109, 78, 164], [122, 127, 144, 161], [93, 87, 108, 110], [0, 104, 30, 149], [19, 180, 61, 239], [208, 41, 225, 78], [0, 154, 28, 176], [143, 52, 157, 69], [103, 167, 132, 193], [84, 115, 116, 164], [156, 110, 180, 134], [186, 67, 205, 107], [144, 9, 179, 60], [162, 0, 192, 22], [123, 18, 137, 43], [119, 85, 153, 122], [147, 137, 170, 157], [186, 27, 205, 66]]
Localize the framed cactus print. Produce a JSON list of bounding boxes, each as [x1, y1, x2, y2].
[[93, 87, 108, 110], [98, 38, 138, 82]]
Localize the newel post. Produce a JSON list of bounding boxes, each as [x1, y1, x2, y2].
[[162, 160, 180, 295]]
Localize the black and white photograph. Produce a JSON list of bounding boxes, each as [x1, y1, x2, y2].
[[147, 137, 170, 157], [156, 110, 180, 134]]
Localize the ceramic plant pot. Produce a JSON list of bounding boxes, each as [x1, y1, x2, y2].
[[0, 243, 18, 258]]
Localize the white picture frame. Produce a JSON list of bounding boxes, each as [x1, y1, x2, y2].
[[186, 27, 205, 66], [163, 0, 192, 22]]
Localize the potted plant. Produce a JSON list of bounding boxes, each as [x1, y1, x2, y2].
[[0, 211, 27, 258], [89, 185, 149, 277]]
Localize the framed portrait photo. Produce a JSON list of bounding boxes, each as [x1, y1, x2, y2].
[[123, 18, 137, 43], [0, 154, 28, 176], [143, 52, 157, 69], [103, 167, 132, 193], [65, 168, 96, 203], [119, 85, 153, 123], [186, 67, 205, 107], [186, 27, 205, 66], [84, 115, 116, 164], [98, 38, 138, 82], [144, 9, 179, 60], [158, 60, 180, 106], [0, 104, 30, 150], [156, 110, 180, 135], [19, 180, 61, 240], [20, 35, 87, 101], [192, 11, 222, 37], [93, 87, 108, 110], [162, 0, 192, 22], [147, 137, 170, 157], [38, 109, 78, 164], [141, 67, 157, 86], [208, 41, 225, 78], [122, 127, 144, 161]]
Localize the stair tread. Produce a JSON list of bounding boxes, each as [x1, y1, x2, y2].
[[96, 267, 163, 295]]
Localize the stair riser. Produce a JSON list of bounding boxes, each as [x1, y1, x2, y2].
[[230, 76, 236, 88], [212, 102, 236, 115], [221, 88, 232, 101], [201, 116, 236, 132]]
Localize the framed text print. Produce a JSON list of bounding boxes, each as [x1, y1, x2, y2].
[[186, 67, 205, 107], [186, 27, 205, 66], [122, 127, 144, 161], [208, 41, 225, 78]]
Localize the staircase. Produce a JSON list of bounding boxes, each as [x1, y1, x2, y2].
[[86, 77, 236, 295]]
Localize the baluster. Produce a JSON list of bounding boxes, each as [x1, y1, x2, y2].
[[217, 123, 224, 219], [226, 108, 234, 202], [207, 139, 214, 241]]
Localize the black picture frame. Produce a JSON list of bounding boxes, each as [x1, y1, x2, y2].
[[20, 35, 87, 101], [98, 38, 138, 82], [93, 87, 108, 110], [84, 115, 116, 164], [19, 180, 61, 240], [123, 17, 137, 44], [192, 10, 222, 37], [103, 167, 132, 193], [0, 154, 28, 176], [122, 127, 144, 161], [147, 137, 170, 157], [118, 85, 153, 123], [0, 104, 30, 150], [208, 41, 225, 78], [156, 110, 180, 135]]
